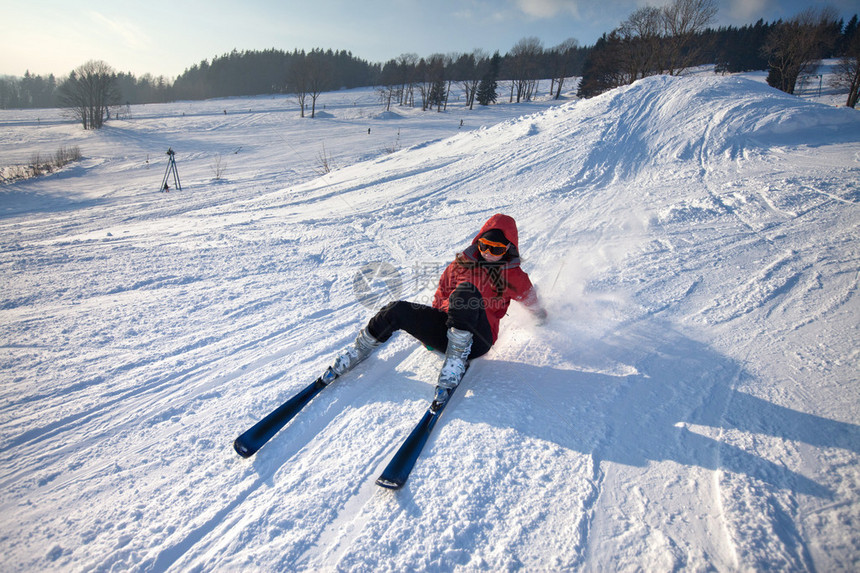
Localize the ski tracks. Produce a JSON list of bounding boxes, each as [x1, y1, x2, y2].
[[163, 341, 437, 572], [293, 345, 466, 571], [494, 321, 747, 570], [578, 328, 742, 570]]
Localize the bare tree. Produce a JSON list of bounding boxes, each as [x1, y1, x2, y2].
[[509, 37, 543, 103], [396, 53, 419, 107], [550, 38, 580, 99], [57, 60, 119, 130], [292, 52, 309, 117], [306, 50, 332, 118], [832, 24, 860, 107], [763, 7, 840, 94], [661, 0, 718, 75], [454, 49, 487, 109], [579, 0, 717, 98], [416, 54, 446, 111], [378, 59, 400, 111], [616, 0, 715, 78], [415, 58, 430, 111], [618, 6, 664, 81]]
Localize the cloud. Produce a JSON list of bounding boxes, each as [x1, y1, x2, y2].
[[515, 0, 582, 19], [725, 0, 771, 21], [89, 11, 151, 51]]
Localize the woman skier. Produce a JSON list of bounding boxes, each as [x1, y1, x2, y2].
[[322, 213, 547, 408]]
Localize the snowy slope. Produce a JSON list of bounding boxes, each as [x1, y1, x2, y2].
[[0, 74, 858, 572]]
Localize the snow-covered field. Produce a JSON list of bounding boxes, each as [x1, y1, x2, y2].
[[1, 69, 858, 572]]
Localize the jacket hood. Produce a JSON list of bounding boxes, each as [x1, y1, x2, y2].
[[471, 213, 519, 249]]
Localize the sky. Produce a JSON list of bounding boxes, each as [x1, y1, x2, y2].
[[2, 0, 858, 79]]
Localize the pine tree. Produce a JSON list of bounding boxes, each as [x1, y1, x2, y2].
[[476, 52, 500, 105], [576, 34, 626, 98], [429, 78, 446, 110]]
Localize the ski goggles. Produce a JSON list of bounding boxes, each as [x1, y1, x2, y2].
[[477, 237, 509, 257]]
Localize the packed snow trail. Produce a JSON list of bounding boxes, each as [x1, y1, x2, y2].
[[0, 73, 858, 571]]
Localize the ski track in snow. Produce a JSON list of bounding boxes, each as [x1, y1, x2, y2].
[[1, 68, 859, 571]]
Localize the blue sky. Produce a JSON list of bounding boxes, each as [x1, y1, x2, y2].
[[2, 0, 858, 79]]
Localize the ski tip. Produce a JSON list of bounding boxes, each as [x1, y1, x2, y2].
[[375, 477, 404, 490], [233, 438, 256, 458]]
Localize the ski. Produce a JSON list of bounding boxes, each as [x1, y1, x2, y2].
[[376, 379, 463, 490], [233, 376, 328, 458]]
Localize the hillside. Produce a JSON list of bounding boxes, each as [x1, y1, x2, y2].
[[0, 74, 858, 571]]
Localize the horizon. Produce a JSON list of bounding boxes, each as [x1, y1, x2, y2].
[[2, 0, 858, 80]]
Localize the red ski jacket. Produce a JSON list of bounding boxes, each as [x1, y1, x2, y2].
[[432, 214, 539, 342]]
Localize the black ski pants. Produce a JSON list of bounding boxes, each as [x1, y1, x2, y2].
[[366, 282, 494, 359]]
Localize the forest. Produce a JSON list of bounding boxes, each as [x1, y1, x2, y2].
[[1, 9, 857, 111]]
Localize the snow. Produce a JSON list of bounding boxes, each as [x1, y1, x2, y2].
[[1, 68, 858, 572]]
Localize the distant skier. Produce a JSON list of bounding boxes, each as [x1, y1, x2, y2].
[[323, 213, 547, 408]]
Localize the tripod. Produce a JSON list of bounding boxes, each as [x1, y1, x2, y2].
[[160, 148, 182, 192]]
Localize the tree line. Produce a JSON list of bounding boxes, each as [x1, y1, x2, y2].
[[577, 1, 858, 105], [0, 71, 58, 109], [171, 43, 589, 114], [173, 48, 378, 102], [2, 0, 857, 125]]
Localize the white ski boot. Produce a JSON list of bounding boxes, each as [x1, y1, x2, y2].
[[322, 328, 382, 384], [432, 327, 472, 410]]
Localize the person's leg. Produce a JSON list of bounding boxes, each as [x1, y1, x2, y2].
[[326, 286, 494, 389], [368, 289, 494, 359], [444, 282, 493, 359], [435, 282, 496, 407], [324, 300, 449, 383], [367, 300, 450, 351]]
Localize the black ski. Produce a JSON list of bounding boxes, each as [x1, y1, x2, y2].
[[233, 377, 328, 458], [376, 384, 460, 490]]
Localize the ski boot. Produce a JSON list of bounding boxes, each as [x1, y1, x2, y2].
[[431, 327, 472, 411], [321, 328, 382, 384]]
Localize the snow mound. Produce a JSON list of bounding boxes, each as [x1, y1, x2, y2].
[[373, 110, 404, 120]]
